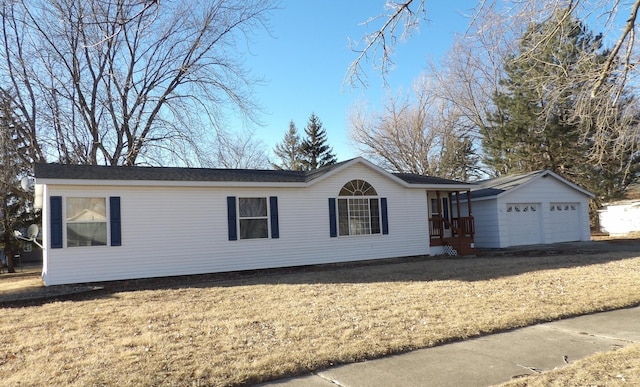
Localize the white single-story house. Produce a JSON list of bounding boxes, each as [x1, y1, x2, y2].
[[598, 199, 640, 236], [34, 158, 477, 286], [456, 170, 594, 248]]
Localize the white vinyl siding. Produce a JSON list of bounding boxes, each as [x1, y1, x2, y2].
[[466, 199, 499, 248], [469, 174, 591, 248], [41, 163, 430, 285]]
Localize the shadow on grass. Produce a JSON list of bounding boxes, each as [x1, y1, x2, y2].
[[2, 239, 639, 308]]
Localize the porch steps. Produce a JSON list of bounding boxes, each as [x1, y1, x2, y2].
[[441, 237, 476, 256]]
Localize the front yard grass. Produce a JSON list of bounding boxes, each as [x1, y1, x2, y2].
[[1, 251, 639, 386], [501, 342, 640, 386]]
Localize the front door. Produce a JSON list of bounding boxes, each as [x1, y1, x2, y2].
[[430, 195, 452, 238]]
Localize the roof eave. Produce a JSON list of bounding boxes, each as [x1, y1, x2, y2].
[[406, 183, 477, 190], [34, 178, 309, 188]]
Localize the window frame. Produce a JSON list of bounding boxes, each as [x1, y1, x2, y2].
[[65, 197, 108, 247], [336, 180, 382, 237], [237, 197, 270, 240]]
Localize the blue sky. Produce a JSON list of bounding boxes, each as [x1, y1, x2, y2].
[[233, 1, 475, 162]]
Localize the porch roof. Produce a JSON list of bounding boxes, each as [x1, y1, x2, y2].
[[393, 173, 473, 187]]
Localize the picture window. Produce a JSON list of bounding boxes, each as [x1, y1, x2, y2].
[[338, 180, 381, 236]]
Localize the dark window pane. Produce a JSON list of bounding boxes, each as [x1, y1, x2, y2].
[[370, 199, 380, 234], [239, 198, 267, 217], [338, 199, 349, 236], [67, 223, 107, 247], [240, 219, 268, 239]]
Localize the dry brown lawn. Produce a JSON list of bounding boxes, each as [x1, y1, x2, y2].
[[1, 250, 640, 386], [501, 343, 640, 386]]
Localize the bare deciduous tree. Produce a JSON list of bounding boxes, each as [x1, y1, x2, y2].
[[348, 1, 640, 91], [352, 1, 640, 181], [346, 0, 426, 88], [349, 77, 479, 179], [0, 0, 276, 166], [205, 127, 270, 169], [489, 3, 640, 174]]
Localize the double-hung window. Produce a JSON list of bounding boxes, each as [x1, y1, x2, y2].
[[49, 196, 121, 248], [227, 196, 279, 240], [238, 197, 269, 239], [66, 197, 108, 247]]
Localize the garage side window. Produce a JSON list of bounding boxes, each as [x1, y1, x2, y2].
[[66, 197, 107, 247]]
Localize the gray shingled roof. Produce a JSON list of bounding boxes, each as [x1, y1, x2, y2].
[[34, 158, 474, 187], [469, 170, 549, 199], [34, 158, 360, 184], [392, 173, 472, 186], [35, 163, 308, 183]]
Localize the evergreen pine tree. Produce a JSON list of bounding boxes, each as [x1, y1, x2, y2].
[[272, 121, 305, 170], [300, 113, 337, 170], [482, 10, 640, 217], [0, 93, 39, 273], [482, 10, 595, 176], [438, 135, 478, 181]]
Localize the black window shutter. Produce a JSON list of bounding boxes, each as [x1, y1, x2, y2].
[[381, 198, 389, 235], [110, 197, 122, 246], [269, 196, 279, 239], [227, 196, 237, 241], [50, 196, 63, 248], [328, 198, 337, 237]]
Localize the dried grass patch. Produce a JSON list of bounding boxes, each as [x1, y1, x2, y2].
[[502, 342, 640, 386], [0, 277, 42, 293], [1, 252, 640, 386]]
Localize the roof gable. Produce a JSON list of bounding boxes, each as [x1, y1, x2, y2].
[[469, 170, 594, 200]]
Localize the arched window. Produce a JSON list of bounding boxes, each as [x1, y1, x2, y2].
[[337, 180, 381, 236], [339, 179, 377, 196]]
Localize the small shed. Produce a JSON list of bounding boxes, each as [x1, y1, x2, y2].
[[458, 170, 594, 248], [598, 200, 640, 236]]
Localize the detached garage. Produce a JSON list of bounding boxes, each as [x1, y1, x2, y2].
[[458, 170, 593, 248]]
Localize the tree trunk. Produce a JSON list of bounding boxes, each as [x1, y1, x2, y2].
[[2, 231, 15, 273]]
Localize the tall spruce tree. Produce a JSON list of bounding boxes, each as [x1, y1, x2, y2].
[[301, 113, 337, 170], [272, 121, 305, 170], [1, 93, 39, 273], [482, 10, 639, 207], [483, 11, 593, 175]]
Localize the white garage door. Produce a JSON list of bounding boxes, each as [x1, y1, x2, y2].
[[548, 202, 581, 243], [505, 203, 542, 246]]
